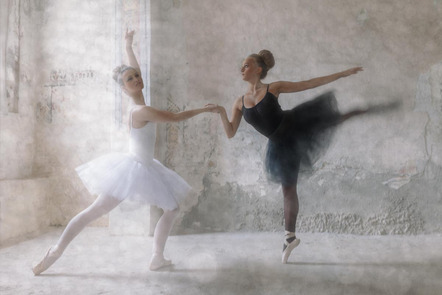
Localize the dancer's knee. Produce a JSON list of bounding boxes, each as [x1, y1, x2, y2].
[[164, 206, 179, 218], [171, 206, 180, 215], [282, 184, 298, 197], [84, 195, 120, 220]]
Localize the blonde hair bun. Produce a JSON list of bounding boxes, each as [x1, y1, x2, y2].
[[258, 50, 275, 70], [112, 64, 133, 85]]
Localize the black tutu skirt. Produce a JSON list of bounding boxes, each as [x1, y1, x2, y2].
[[265, 91, 341, 186]]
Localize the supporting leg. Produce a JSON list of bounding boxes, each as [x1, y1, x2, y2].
[[282, 185, 299, 233], [150, 207, 179, 271], [282, 184, 301, 264]]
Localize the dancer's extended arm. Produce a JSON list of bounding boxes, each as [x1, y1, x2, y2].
[[132, 105, 217, 123], [271, 67, 363, 96], [206, 97, 243, 138], [125, 29, 140, 70]]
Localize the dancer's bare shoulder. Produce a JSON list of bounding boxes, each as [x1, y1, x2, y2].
[[131, 105, 162, 124], [233, 95, 244, 112]]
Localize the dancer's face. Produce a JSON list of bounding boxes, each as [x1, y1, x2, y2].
[[241, 57, 261, 81], [121, 69, 144, 94]]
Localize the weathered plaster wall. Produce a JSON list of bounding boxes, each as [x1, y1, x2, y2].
[[0, 0, 50, 245], [32, 0, 118, 227], [1, 0, 119, 245], [2, 0, 441, 245], [151, 0, 442, 234]]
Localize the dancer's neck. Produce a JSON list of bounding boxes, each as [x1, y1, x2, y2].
[[247, 80, 266, 95], [130, 92, 146, 106]]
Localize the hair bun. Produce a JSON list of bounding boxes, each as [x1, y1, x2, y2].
[[112, 65, 132, 84], [258, 50, 275, 70], [112, 65, 124, 82]]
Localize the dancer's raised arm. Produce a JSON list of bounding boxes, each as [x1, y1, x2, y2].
[[125, 29, 140, 71], [270, 67, 363, 96]]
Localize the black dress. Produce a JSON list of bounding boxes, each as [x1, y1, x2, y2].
[[242, 85, 340, 186]]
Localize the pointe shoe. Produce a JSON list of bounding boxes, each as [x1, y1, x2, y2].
[[32, 246, 62, 275], [149, 254, 172, 271], [282, 237, 300, 264]]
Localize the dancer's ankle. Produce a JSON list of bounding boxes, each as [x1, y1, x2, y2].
[[150, 253, 172, 271], [284, 231, 296, 243], [50, 245, 63, 256]]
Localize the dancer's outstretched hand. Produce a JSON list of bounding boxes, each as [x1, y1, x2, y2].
[[125, 29, 135, 47], [342, 67, 363, 77], [205, 104, 221, 113]]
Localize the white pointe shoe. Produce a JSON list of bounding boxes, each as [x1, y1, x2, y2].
[[282, 237, 300, 264], [32, 246, 62, 275], [149, 254, 172, 271]]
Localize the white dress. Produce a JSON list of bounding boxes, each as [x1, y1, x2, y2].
[[75, 112, 191, 211]]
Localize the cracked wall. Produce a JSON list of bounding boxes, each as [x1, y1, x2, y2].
[[151, 0, 442, 235], [1, 0, 118, 245], [2, 0, 442, 246]]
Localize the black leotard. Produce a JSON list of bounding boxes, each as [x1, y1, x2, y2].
[[241, 85, 341, 186], [242, 85, 284, 138]]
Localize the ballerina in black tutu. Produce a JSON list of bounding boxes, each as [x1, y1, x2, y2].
[[207, 50, 369, 264]]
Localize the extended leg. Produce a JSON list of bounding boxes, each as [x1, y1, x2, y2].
[[32, 194, 122, 275], [150, 207, 179, 271], [337, 109, 367, 124], [55, 194, 122, 253], [338, 99, 402, 124]]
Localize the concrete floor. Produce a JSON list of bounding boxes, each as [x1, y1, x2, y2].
[[0, 228, 441, 295]]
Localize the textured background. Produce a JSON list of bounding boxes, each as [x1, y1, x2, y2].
[[150, 0, 442, 235], [1, 0, 442, 246]]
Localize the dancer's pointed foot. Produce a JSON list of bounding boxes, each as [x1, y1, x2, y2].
[[149, 254, 172, 271], [32, 246, 62, 275], [282, 235, 300, 264]]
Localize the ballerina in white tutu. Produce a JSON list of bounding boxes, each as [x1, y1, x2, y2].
[[32, 30, 216, 274]]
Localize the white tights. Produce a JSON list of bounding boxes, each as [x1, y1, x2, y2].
[[53, 194, 178, 260], [152, 207, 179, 256]]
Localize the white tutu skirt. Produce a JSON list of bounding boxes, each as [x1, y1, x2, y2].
[[75, 153, 191, 211]]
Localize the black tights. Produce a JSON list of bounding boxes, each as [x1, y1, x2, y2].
[[281, 109, 366, 233], [282, 184, 299, 232]]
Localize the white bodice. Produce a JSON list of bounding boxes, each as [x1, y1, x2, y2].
[[129, 120, 156, 166]]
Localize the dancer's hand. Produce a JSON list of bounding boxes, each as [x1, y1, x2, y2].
[[205, 104, 221, 113], [125, 29, 135, 47], [342, 67, 363, 77]]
